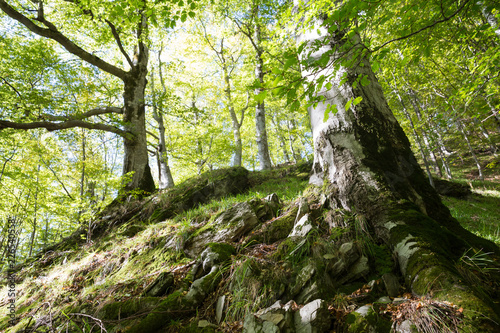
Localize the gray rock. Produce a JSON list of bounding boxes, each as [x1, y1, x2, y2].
[[339, 242, 360, 266], [296, 197, 310, 222], [216, 295, 226, 324], [382, 273, 400, 298], [142, 271, 174, 297], [354, 304, 374, 317], [376, 296, 392, 304], [328, 258, 346, 277], [243, 313, 280, 333], [346, 255, 369, 281], [185, 202, 259, 257], [294, 299, 330, 333], [264, 193, 281, 217], [198, 320, 217, 328], [393, 297, 409, 305], [185, 266, 220, 305], [289, 214, 313, 238], [290, 263, 316, 296], [393, 320, 418, 333], [296, 281, 321, 305]]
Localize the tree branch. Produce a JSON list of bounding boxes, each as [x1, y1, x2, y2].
[[0, 76, 22, 97], [0, 119, 130, 139], [42, 107, 123, 121], [372, 0, 471, 52], [0, 0, 127, 80], [105, 19, 135, 68]]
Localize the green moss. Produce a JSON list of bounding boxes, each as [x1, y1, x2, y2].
[[206, 242, 236, 261], [371, 244, 394, 276], [264, 206, 298, 243], [100, 297, 161, 320], [125, 290, 191, 333]]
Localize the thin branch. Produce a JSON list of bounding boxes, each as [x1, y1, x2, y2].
[[372, 0, 471, 52], [105, 19, 134, 68], [146, 130, 159, 141], [42, 107, 123, 121], [0, 76, 22, 97], [0, 0, 127, 80]]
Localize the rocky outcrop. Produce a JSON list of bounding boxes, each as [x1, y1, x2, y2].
[[243, 299, 330, 333], [184, 195, 281, 257]]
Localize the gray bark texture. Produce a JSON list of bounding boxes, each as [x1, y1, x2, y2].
[[122, 47, 155, 193], [297, 9, 500, 331]]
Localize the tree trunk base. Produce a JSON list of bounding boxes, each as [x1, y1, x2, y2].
[[302, 184, 500, 331]]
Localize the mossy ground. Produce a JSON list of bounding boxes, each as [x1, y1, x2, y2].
[[0, 158, 498, 332]]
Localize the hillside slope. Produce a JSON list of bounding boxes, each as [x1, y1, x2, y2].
[[1, 162, 499, 333]]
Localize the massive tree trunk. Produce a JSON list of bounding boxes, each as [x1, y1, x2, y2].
[[297, 10, 500, 331], [122, 64, 155, 193]]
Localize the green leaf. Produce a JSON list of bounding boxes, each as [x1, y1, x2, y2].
[[254, 90, 267, 103], [345, 99, 353, 111], [284, 56, 297, 70], [188, 11, 195, 18], [353, 96, 363, 105]]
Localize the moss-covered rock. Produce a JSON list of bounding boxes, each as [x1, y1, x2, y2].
[[100, 297, 161, 320], [345, 305, 391, 333]]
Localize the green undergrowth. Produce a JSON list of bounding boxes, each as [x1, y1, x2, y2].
[[1, 158, 499, 332], [0, 162, 310, 332]]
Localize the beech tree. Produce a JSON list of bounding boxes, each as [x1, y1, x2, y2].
[[0, 0, 196, 192], [292, 0, 500, 329]]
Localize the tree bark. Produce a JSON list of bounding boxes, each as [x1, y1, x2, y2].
[[407, 91, 443, 177], [456, 118, 485, 180], [152, 60, 175, 189], [271, 114, 290, 163], [254, 21, 272, 170], [297, 9, 500, 330], [394, 89, 435, 187], [122, 66, 156, 193]]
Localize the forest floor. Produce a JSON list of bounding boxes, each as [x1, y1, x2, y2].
[[0, 146, 499, 333]]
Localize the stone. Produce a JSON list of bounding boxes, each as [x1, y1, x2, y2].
[[264, 193, 281, 216], [393, 297, 409, 305], [382, 273, 400, 298], [290, 263, 316, 296], [185, 266, 221, 306], [373, 296, 392, 312], [345, 304, 391, 333], [142, 271, 174, 297], [185, 202, 260, 257], [393, 320, 418, 333], [294, 299, 330, 333], [339, 242, 360, 266], [289, 214, 313, 238], [345, 255, 369, 281], [216, 295, 226, 324], [296, 281, 322, 305], [243, 313, 280, 333], [198, 320, 217, 328], [433, 178, 471, 198]]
